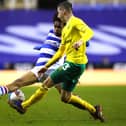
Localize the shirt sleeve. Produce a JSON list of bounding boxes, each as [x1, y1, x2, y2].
[[75, 20, 94, 42]]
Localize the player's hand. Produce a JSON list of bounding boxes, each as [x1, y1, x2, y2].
[[73, 40, 83, 50], [38, 66, 48, 77], [38, 67, 48, 73]]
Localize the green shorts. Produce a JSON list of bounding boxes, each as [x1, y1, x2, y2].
[[50, 61, 86, 92]]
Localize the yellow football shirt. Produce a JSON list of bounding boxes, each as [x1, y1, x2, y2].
[[45, 16, 94, 68], [61, 16, 94, 64]]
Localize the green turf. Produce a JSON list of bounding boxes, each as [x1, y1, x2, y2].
[[0, 86, 126, 126]]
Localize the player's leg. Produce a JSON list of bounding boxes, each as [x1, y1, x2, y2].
[[22, 81, 62, 110], [0, 71, 38, 96], [21, 76, 54, 109], [51, 61, 104, 122], [61, 82, 96, 114], [6, 67, 51, 113], [21, 68, 61, 109], [60, 72, 105, 122], [61, 89, 104, 122], [55, 83, 95, 111], [11, 68, 60, 113], [8, 76, 54, 114]]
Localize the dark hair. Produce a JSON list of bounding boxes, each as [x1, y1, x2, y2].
[[53, 12, 61, 23], [57, 1, 72, 12]]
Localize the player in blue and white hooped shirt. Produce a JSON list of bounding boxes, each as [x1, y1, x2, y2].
[[0, 14, 65, 105], [32, 28, 65, 82]]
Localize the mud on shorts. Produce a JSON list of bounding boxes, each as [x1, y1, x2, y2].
[[50, 61, 86, 92]]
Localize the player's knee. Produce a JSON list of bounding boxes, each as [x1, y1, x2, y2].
[[61, 95, 70, 103], [61, 96, 68, 103], [43, 77, 54, 88]]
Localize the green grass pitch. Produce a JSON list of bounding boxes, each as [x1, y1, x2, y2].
[[0, 86, 126, 126]]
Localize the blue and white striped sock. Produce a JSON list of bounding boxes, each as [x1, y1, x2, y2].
[[0, 86, 8, 95]]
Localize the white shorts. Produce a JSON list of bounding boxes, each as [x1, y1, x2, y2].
[[31, 64, 63, 81], [30, 66, 54, 81], [31, 56, 65, 81]]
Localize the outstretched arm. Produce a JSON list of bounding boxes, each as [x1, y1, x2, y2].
[[45, 44, 65, 68], [38, 44, 65, 74]]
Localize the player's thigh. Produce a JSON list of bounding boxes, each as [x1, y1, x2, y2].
[[62, 79, 78, 92], [50, 62, 76, 84], [7, 71, 37, 91], [21, 71, 38, 83], [50, 66, 66, 84], [42, 76, 55, 88], [40, 69, 55, 82]]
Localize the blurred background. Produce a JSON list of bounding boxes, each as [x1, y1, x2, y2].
[[0, 0, 126, 85]]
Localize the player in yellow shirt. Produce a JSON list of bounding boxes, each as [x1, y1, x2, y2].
[[14, 1, 105, 122]]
